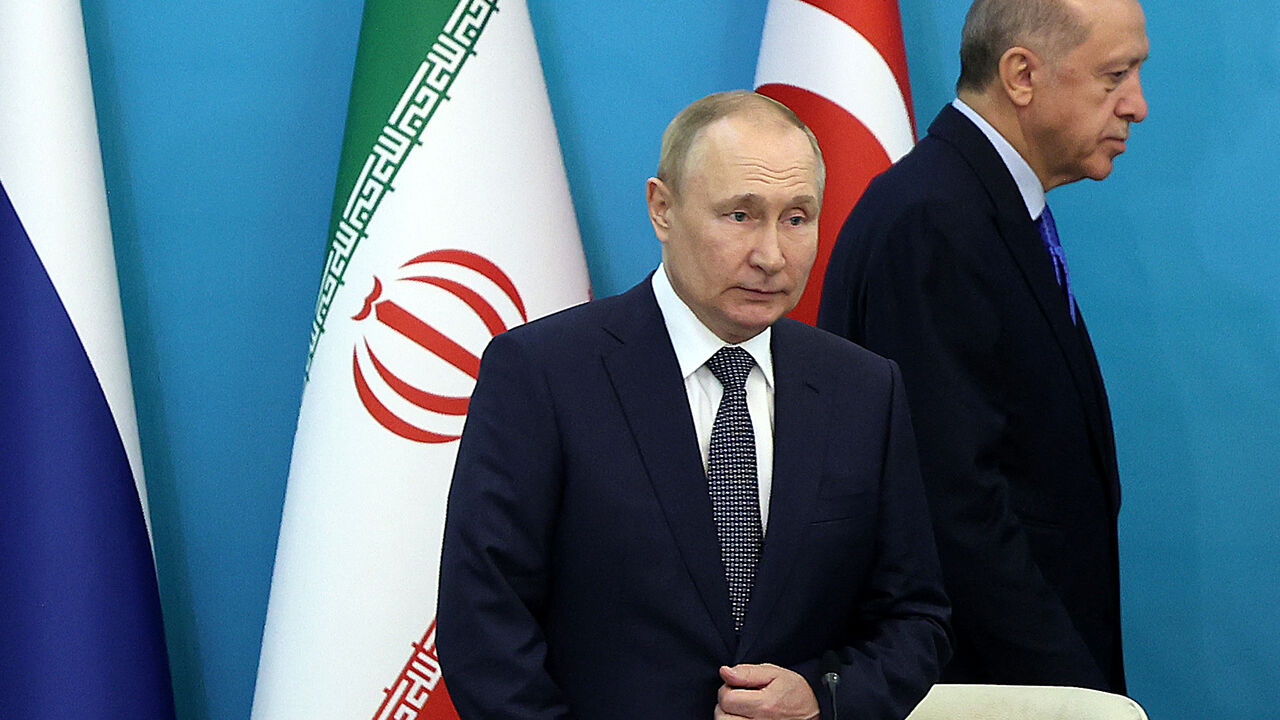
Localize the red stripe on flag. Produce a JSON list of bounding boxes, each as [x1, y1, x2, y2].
[[364, 340, 471, 416], [369, 619, 461, 720], [352, 350, 459, 444], [375, 300, 482, 380], [797, 0, 915, 129], [404, 275, 509, 337], [756, 84, 892, 325], [404, 249, 528, 322]]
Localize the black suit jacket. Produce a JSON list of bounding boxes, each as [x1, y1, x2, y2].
[[438, 277, 951, 719], [818, 105, 1125, 692]]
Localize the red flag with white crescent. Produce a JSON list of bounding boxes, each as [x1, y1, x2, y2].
[[755, 0, 916, 325]]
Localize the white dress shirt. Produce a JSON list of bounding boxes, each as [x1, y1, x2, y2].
[[652, 265, 775, 532], [952, 97, 1046, 222]]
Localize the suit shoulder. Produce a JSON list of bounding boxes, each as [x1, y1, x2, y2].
[[485, 284, 641, 361], [776, 318, 896, 373], [839, 134, 1004, 269], [860, 135, 990, 215], [774, 321, 905, 415]]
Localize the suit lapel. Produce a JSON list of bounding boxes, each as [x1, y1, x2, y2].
[[933, 107, 1118, 500], [735, 321, 825, 660], [996, 210, 1123, 511], [599, 281, 737, 654]]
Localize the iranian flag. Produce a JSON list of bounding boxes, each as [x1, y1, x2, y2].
[[755, 0, 916, 324], [251, 1, 590, 718]]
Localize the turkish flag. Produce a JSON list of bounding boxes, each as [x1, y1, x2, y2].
[[755, 0, 916, 325]]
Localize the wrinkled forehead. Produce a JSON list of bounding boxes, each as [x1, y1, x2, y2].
[[1057, 0, 1148, 69], [1075, 0, 1148, 39], [684, 115, 821, 189]]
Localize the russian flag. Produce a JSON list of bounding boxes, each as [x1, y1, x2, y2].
[[0, 3, 176, 718]]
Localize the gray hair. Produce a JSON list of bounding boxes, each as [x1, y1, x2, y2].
[[956, 0, 1090, 93], [656, 90, 826, 200]]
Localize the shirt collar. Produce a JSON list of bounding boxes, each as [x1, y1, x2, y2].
[[652, 264, 774, 387], [952, 98, 1046, 220]]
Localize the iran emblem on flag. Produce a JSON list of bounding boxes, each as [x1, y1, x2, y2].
[[755, 0, 916, 325]]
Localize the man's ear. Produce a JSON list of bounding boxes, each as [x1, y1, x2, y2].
[[646, 177, 674, 243], [999, 46, 1040, 108]]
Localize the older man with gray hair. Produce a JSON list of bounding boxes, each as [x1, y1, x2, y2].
[[820, 0, 1148, 694], [439, 90, 952, 720]]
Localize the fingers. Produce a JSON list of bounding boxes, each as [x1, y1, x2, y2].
[[720, 663, 780, 689], [717, 664, 821, 720], [718, 675, 760, 718]]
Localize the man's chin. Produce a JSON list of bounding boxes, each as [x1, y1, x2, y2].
[[722, 310, 786, 342], [1086, 160, 1116, 182]]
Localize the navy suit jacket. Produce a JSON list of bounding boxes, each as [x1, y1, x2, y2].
[[818, 105, 1125, 692], [438, 277, 951, 719]]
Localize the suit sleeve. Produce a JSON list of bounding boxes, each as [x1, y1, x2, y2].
[[807, 359, 954, 720], [818, 200, 1108, 690], [436, 331, 573, 719]]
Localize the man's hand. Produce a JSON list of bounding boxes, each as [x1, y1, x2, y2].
[[715, 663, 821, 720]]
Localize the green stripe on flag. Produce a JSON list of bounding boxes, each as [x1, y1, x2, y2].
[[307, 0, 499, 373]]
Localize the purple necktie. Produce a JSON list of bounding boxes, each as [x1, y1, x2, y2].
[[1036, 204, 1078, 324]]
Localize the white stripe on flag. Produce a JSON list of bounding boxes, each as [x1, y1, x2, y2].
[[754, 0, 915, 162], [0, 0, 147, 501]]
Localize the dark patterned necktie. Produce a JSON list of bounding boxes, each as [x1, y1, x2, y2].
[[1036, 204, 1078, 324], [705, 346, 763, 632]]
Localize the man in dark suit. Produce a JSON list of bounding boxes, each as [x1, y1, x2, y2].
[[818, 0, 1149, 694], [438, 91, 950, 719]]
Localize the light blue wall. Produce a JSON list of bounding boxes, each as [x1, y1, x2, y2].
[[80, 2, 1279, 719]]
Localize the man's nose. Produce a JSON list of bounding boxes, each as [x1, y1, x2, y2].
[[1118, 71, 1148, 123], [751, 223, 786, 274]]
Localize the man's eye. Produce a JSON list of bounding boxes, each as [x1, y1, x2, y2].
[[786, 215, 807, 226], [730, 211, 749, 222]]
